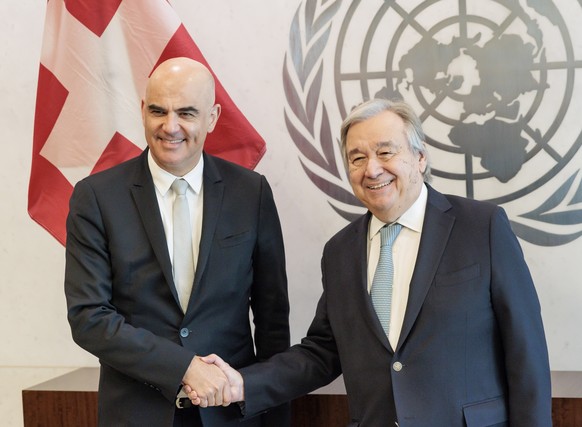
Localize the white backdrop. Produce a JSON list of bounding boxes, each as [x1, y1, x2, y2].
[[1, 0, 581, 384]]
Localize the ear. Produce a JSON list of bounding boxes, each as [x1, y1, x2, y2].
[[418, 143, 428, 173], [207, 104, 221, 133], [140, 100, 146, 124]]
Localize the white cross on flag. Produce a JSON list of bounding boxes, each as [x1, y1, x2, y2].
[[29, 0, 266, 245]]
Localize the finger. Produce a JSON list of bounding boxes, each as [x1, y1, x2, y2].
[[214, 388, 224, 406], [206, 388, 222, 406], [222, 383, 232, 406], [209, 356, 230, 371], [199, 354, 219, 364], [198, 397, 208, 408], [207, 394, 217, 407]]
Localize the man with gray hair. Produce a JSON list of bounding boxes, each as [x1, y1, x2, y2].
[[191, 98, 552, 426]]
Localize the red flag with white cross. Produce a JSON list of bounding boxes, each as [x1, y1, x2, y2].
[[29, 0, 266, 245]]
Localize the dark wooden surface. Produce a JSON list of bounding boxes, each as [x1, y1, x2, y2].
[[22, 368, 582, 427], [291, 394, 349, 426], [22, 368, 98, 427]]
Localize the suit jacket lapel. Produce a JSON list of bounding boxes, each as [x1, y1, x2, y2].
[[396, 186, 454, 351], [348, 214, 395, 352], [190, 154, 223, 299], [129, 150, 177, 303]]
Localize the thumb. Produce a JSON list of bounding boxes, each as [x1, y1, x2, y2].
[[200, 353, 229, 369]]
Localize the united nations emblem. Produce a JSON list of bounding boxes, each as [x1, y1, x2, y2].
[[283, 0, 582, 246]]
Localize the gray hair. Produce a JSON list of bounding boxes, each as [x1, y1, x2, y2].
[[340, 98, 432, 182]]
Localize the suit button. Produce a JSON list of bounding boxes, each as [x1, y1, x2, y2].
[[393, 361, 403, 372], [180, 328, 190, 338]]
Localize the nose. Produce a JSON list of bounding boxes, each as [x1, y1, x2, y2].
[[162, 113, 180, 133], [365, 157, 383, 178]]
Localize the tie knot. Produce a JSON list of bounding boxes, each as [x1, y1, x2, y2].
[[171, 178, 189, 196], [380, 223, 402, 247]]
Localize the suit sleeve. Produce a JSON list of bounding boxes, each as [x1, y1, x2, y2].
[[64, 179, 193, 403], [249, 176, 291, 359], [241, 240, 342, 419], [248, 176, 292, 426], [490, 207, 552, 425]]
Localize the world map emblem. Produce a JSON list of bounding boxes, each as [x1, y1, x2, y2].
[[283, 0, 582, 246]]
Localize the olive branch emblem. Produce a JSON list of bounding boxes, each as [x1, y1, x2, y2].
[[283, 0, 363, 222], [511, 170, 582, 246]]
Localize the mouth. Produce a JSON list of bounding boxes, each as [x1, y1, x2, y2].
[[159, 137, 185, 145], [367, 179, 393, 190]]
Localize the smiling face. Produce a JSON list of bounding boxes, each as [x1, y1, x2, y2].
[[346, 110, 427, 223], [142, 58, 220, 177]]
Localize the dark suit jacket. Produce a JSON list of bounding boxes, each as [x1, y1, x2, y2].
[[65, 150, 290, 427], [242, 185, 551, 427]]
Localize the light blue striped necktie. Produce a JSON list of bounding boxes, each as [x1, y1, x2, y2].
[[371, 223, 402, 336]]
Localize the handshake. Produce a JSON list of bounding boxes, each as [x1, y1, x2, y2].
[[181, 354, 244, 408]]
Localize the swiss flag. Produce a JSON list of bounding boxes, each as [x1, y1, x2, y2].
[[29, 0, 266, 245]]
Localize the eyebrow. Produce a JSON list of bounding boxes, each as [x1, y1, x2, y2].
[[347, 141, 396, 158], [176, 106, 199, 115], [147, 104, 199, 115]]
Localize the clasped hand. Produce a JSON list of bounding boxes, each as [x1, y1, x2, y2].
[[182, 354, 244, 408]]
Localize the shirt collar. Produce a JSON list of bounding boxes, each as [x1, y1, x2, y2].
[[147, 150, 204, 196], [369, 183, 428, 240]]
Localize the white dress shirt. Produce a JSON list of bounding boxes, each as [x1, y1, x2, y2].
[[367, 184, 427, 349], [148, 151, 204, 274]]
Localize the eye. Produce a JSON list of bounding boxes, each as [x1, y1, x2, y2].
[[179, 112, 195, 118], [378, 150, 395, 160], [350, 156, 366, 167], [150, 109, 166, 117]]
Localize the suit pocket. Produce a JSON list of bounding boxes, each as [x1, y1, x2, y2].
[[435, 263, 480, 287], [463, 396, 508, 427], [218, 230, 252, 248]]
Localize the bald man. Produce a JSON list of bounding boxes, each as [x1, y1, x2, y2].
[[65, 58, 290, 427]]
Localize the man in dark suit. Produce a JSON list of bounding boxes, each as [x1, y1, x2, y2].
[[64, 57, 290, 427], [192, 98, 552, 426]]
